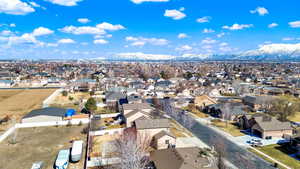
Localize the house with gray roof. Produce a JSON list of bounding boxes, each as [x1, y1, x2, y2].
[[22, 107, 67, 123]]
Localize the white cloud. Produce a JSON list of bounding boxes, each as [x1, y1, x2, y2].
[[219, 46, 233, 52], [178, 33, 188, 39], [93, 39, 108, 44], [289, 21, 300, 28], [77, 18, 90, 24], [131, 41, 146, 46], [175, 45, 192, 51], [202, 45, 212, 49], [282, 37, 294, 41], [117, 52, 175, 60], [164, 9, 186, 20], [60, 25, 105, 35], [268, 23, 278, 28], [126, 36, 168, 46], [0, 30, 13, 36], [222, 23, 253, 30], [47, 43, 58, 47], [8, 33, 38, 46], [10, 23, 16, 27], [0, 0, 35, 15], [29, 2, 41, 8], [202, 28, 215, 33], [250, 7, 269, 16], [131, 0, 169, 4], [196, 16, 211, 23], [219, 42, 228, 46], [60, 22, 125, 35], [32, 27, 54, 36], [217, 32, 225, 38], [45, 0, 83, 6], [96, 22, 125, 31], [5, 27, 53, 46], [201, 38, 217, 44], [57, 38, 76, 44]]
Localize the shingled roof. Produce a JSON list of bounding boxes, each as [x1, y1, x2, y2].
[[253, 114, 292, 131], [123, 103, 153, 110], [23, 107, 66, 119], [150, 147, 217, 169], [135, 118, 170, 130]]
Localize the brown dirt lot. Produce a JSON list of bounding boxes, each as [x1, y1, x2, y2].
[[0, 89, 55, 130], [0, 125, 87, 169]]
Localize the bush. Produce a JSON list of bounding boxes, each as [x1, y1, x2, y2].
[[68, 96, 74, 101], [62, 91, 68, 97]]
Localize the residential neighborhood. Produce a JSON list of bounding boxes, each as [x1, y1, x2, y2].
[[1, 61, 300, 169]]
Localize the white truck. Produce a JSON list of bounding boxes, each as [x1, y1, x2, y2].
[[71, 140, 84, 162], [55, 149, 70, 169]]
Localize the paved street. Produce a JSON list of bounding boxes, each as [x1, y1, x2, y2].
[[164, 107, 276, 169]]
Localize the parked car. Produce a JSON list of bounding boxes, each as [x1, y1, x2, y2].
[[31, 161, 44, 169], [55, 149, 70, 169], [71, 140, 84, 162]]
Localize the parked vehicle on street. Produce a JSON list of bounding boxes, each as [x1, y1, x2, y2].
[[55, 149, 70, 169], [31, 161, 44, 169], [71, 140, 84, 162]]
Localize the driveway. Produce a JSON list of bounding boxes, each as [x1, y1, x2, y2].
[[234, 135, 288, 147], [176, 137, 209, 148]]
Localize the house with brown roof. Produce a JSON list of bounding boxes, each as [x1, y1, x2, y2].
[[135, 118, 170, 138], [122, 103, 153, 127], [122, 103, 153, 115], [239, 114, 293, 139], [150, 147, 217, 169], [151, 130, 176, 150], [124, 109, 151, 127]]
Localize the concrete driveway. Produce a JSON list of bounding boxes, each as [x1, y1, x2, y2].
[[176, 137, 209, 148], [234, 135, 288, 147]]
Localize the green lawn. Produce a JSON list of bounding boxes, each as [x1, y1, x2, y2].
[[211, 120, 244, 137], [255, 144, 300, 169]]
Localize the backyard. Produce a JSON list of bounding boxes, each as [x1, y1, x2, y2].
[[251, 144, 300, 169], [0, 125, 87, 169], [0, 89, 56, 130]]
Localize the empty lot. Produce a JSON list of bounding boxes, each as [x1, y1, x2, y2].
[[0, 89, 55, 130], [0, 125, 87, 169]]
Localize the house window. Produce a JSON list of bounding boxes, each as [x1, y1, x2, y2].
[[165, 140, 169, 144]]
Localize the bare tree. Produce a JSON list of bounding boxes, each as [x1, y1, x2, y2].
[[114, 129, 151, 169], [222, 103, 232, 128], [211, 137, 227, 169]]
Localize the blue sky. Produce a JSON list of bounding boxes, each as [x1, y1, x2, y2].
[[0, 0, 300, 60]]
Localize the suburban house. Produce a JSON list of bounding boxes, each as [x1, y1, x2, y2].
[[194, 95, 216, 110], [134, 118, 170, 138], [105, 91, 126, 111], [151, 130, 176, 150], [238, 114, 293, 139], [21, 107, 67, 123], [122, 103, 153, 115], [204, 102, 247, 121], [150, 147, 217, 169], [122, 103, 153, 127], [242, 96, 265, 111]]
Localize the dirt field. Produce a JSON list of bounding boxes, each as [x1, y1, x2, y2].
[[0, 125, 87, 169], [0, 89, 55, 130]]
